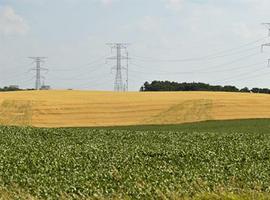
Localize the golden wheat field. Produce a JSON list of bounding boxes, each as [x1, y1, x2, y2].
[[0, 90, 270, 127]]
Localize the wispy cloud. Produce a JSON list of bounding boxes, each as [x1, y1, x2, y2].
[[0, 5, 29, 35], [165, 0, 185, 11], [99, 0, 116, 6]]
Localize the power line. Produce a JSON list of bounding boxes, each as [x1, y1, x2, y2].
[[1, 34, 268, 91], [49, 63, 107, 81], [213, 67, 268, 84], [132, 45, 260, 63], [76, 76, 113, 89], [129, 52, 262, 75], [211, 24, 270, 86], [49, 55, 109, 72], [131, 37, 266, 63], [129, 61, 266, 76], [219, 70, 270, 85]]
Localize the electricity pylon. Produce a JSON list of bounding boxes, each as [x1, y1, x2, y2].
[[261, 23, 270, 67], [29, 57, 48, 90], [107, 43, 130, 92], [262, 23, 270, 37]]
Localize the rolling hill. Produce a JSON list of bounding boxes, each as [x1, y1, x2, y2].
[[0, 90, 270, 127]]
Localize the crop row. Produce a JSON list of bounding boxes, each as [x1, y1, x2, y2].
[[0, 125, 270, 199]]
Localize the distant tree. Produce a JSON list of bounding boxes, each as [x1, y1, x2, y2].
[[0, 86, 21, 92], [251, 88, 260, 93], [260, 88, 270, 94], [0, 86, 35, 92], [240, 87, 250, 93], [251, 88, 270, 94], [140, 81, 270, 95], [223, 85, 239, 92]]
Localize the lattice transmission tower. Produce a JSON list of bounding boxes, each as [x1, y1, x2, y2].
[[261, 23, 270, 67], [107, 43, 129, 92], [262, 23, 270, 37], [29, 57, 48, 90]]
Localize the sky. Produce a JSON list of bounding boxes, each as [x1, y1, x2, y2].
[[0, 0, 270, 91]]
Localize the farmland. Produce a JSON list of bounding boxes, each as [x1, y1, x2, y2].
[[1, 90, 270, 127], [1, 119, 270, 199]]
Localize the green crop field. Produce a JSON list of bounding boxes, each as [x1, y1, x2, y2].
[[1, 119, 270, 199]]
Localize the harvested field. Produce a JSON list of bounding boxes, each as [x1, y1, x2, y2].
[[0, 90, 269, 127]]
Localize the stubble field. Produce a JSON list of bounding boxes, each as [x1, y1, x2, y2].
[[0, 90, 270, 127]]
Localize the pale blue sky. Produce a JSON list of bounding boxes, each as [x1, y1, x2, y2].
[[0, 0, 270, 91]]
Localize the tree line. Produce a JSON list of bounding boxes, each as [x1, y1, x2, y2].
[[0, 86, 22, 92], [140, 81, 270, 94], [0, 86, 35, 92]]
